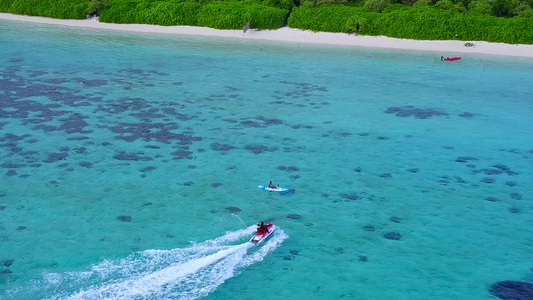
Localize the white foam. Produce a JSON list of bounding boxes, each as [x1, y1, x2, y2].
[[38, 226, 286, 300]]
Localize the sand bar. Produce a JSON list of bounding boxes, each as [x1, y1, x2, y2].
[[2, 12, 533, 59]]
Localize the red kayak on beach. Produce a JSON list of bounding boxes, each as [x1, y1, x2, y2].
[[444, 57, 461, 61]]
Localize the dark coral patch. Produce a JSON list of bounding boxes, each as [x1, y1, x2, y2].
[[389, 216, 401, 223], [183, 181, 194, 186], [3, 259, 14, 267], [79, 161, 93, 168], [485, 197, 499, 202], [354, 167, 362, 173], [480, 169, 503, 175], [187, 165, 196, 169], [211, 183, 223, 188], [287, 214, 302, 220], [0, 269, 12, 274], [76, 78, 107, 87], [358, 255, 368, 262], [457, 175, 469, 184], [144, 145, 160, 149], [339, 193, 359, 201], [456, 156, 478, 163], [380, 173, 392, 179], [68, 136, 89, 141], [508, 207, 521, 214], [383, 232, 402, 240], [117, 215, 132, 222], [2, 163, 25, 169], [226, 206, 241, 213], [459, 112, 474, 118], [211, 143, 236, 152], [45, 152, 68, 163], [481, 177, 495, 183], [438, 179, 449, 186], [505, 181, 517, 187], [114, 152, 151, 161], [74, 147, 86, 153], [277, 166, 287, 170], [240, 120, 262, 128], [244, 144, 269, 154], [141, 166, 156, 172], [6, 170, 17, 176], [108, 122, 201, 144], [493, 164, 518, 175], [407, 168, 419, 173], [172, 149, 193, 160], [17, 226, 27, 231], [256, 116, 283, 126], [363, 225, 375, 231], [0, 206, 6, 210], [290, 250, 299, 255], [510, 193, 522, 200], [490, 280, 533, 300], [287, 166, 299, 172], [384, 106, 447, 119], [57, 114, 90, 134]]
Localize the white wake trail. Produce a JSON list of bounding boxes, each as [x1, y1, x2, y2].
[[32, 225, 288, 300], [65, 243, 252, 300]]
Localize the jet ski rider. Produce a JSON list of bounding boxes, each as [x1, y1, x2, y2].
[[257, 222, 268, 234]]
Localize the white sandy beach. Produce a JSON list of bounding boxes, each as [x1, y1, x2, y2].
[[1, 12, 533, 58]]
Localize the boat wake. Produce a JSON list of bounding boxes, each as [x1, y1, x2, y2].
[[8, 226, 287, 300]]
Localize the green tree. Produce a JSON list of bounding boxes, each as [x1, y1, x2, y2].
[[468, 0, 492, 15], [364, 0, 389, 12], [492, 0, 519, 16]]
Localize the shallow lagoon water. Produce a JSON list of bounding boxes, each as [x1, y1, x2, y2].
[[0, 20, 532, 300]]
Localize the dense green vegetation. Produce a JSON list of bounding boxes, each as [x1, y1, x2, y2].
[[99, 0, 288, 29], [0, 0, 90, 19], [0, 0, 532, 43], [288, 5, 533, 43]]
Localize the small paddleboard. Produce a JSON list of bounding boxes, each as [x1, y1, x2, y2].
[[258, 185, 289, 193]]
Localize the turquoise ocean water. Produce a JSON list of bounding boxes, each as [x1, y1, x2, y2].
[[0, 19, 532, 300]]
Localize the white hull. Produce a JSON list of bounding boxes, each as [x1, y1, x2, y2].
[[249, 225, 276, 245], [258, 185, 289, 193]]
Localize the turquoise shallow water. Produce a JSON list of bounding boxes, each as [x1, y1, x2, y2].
[[0, 19, 532, 300]]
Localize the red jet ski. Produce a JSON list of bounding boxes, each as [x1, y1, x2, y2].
[[444, 57, 461, 61], [249, 223, 276, 245]]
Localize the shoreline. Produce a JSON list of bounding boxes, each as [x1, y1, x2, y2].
[[2, 12, 533, 59]]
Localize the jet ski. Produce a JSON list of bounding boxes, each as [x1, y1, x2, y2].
[[249, 223, 276, 245]]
